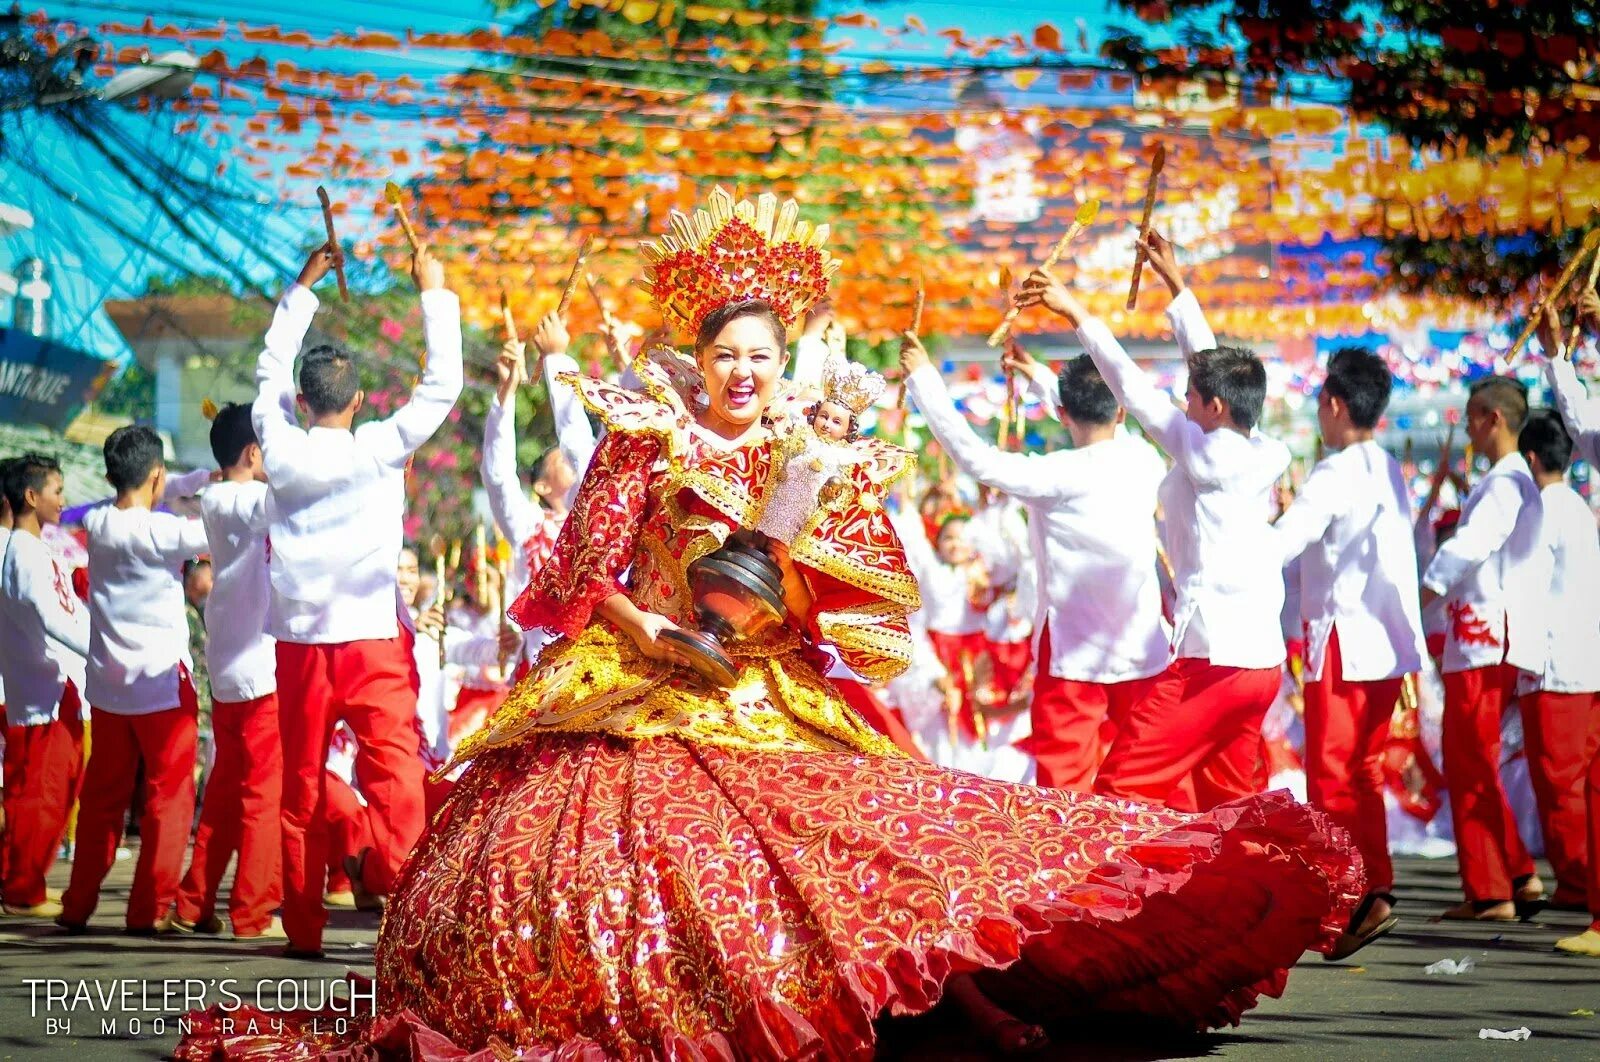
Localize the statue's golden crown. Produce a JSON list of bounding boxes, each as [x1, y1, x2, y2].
[[821, 356, 885, 416]]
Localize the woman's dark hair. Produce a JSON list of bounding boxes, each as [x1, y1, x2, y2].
[[694, 299, 786, 354]]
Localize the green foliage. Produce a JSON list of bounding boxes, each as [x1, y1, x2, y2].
[[493, 0, 834, 99], [1106, 1, 1600, 305], [93, 358, 154, 418]]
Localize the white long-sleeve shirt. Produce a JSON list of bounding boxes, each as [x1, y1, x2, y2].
[[253, 284, 463, 644], [1421, 453, 1545, 674], [908, 366, 1170, 682], [1272, 440, 1427, 683], [895, 507, 986, 637], [83, 505, 208, 714], [0, 528, 90, 726], [1546, 358, 1600, 469], [1079, 290, 1290, 669], [968, 498, 1035, 644], [791, 334, 829, 394], [481, 355, 590, 661], [1521, 482, 1600, 693], [544, 353, 599, 510], [201, 480, 276, 703]]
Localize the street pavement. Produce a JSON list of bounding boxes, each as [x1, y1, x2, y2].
[[2, 854, 1597, 1060]]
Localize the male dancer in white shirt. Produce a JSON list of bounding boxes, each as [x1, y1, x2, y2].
[[173, 403, 284, 939], [0, 454, 90, 918], [1017, 231, 1289, 811], [901, 340, 1170, 791], [1515, 412, 1600, 919], [61, 426, 210, 933], [1542, 294, 1600, 957], [1420, 376, 1547, 920], [1272, 348, 1427, 956], [255, 243, 462, 957]]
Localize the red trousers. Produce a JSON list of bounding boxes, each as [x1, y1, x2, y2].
[[62, 687, 198, 929], [1589, 724, 1600, 920], [449, 684, 506, 746], [175, 693, 283, 934], [987, 637, 1034, 697], [1303, 629, 1403, 894], [927, 630, 988, 740], [1095, 657, 1281, 811], [1520, 689, 1600, 905], [2, 684, 84, 907], [277, 637, 424, 951], [832, 678, 925, 759], [1442, 663, 1535, 901], [1026, 627, 1175, 792], [321, 769, 371, 895]]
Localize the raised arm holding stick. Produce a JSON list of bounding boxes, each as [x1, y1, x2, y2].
[[1507, 227, 1600, 360], [987, 199, 1100, 348]]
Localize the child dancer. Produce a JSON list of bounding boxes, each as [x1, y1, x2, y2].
[[61, 427, 210, 933], [1515, 411, 1600, 915], [173, 403, 284, 939], [1420, 376, 1547, 920], [1271, 348, 1427, 957], [0, 454, 90, 918]]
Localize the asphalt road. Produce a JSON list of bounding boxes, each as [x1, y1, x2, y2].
[[2, 854, 1597, 1060]]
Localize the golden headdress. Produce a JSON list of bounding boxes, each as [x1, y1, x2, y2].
[[820, 355, 886, 416], [640, 186, 839, 342]]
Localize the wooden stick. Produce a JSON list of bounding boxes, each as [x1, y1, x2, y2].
[[315, 186, 349, 301], [988, 199, 1101, 347], [586, 272, 627, 364], [1125, 143, 1168, 311], [384, 181, 422, 252], [500, 285, 526, 388], [429, 534, 450, 668], [897, 277, 926, 410], [556, 236, 593, 317], [496, 543, 516, 677], [1566, 248, 1600, 352], [1508, 227, 1600, 360]]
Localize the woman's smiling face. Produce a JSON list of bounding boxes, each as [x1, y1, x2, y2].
[[697, 312, 788, 436]]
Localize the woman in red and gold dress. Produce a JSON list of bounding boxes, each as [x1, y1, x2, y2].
[[179, 189, 1359, 1060]]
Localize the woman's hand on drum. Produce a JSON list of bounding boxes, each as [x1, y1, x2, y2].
[[765, 539, 814, 621], [600, 593, 683, 664]]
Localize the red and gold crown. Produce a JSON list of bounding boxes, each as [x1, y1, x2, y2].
[[640, 186, 839, 342]]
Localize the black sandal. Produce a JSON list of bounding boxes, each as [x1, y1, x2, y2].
[[1324, 892, 1398, 961]]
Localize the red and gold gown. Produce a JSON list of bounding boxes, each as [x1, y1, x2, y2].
[[177, 356, 1361, 1060]]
